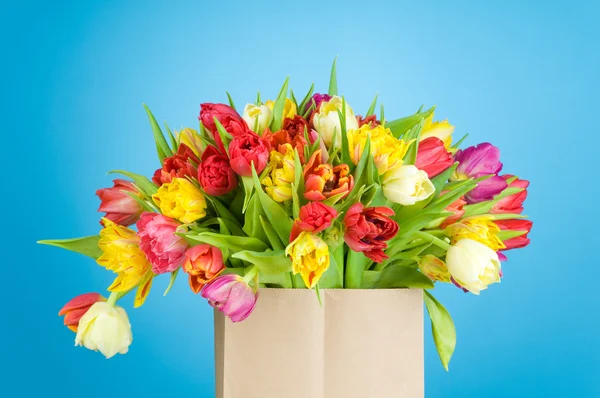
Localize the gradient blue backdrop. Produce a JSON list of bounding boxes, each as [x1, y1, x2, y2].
[[2, 0, 598, 396]]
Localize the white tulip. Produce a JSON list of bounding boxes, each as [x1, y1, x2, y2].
[[446, 239, 501, 295], [312, 96, 358, 148], [382, 165, 435, 205], [75, 301, 132, 359], [242, 103, 272, 134]]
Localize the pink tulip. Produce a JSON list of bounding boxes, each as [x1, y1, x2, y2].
[[454, 143, 508, 204], [96, 180, 144, 226], [137, 212, 188, 274], [201, 274, 258, 323]]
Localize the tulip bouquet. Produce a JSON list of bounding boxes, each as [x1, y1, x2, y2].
[[40, 61, 531, 369]]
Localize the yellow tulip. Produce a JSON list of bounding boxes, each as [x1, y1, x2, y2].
[[75, 301, 132, 359], [152, 178, 207, 224], [285, 231, 330, 288], [177, 128, 204, 157], [265, 98, 297, 120], [420, 112, 454, 149], [97, 219, 152, 293], [261, 144, 296, 202], [445, 216, 506, 251], [348, 124, 411, 174]]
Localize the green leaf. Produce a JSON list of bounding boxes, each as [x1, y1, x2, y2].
[[387, 106, 435, 138], [38, 236, 102, 260], [163, 269, 179, 296], [451, 133, 469, 149], [226, 91, 236, 110], [289, 90, 298, 109], [164, 122, 178, 151], [380, 103, 385, 125], [338, 96, 351, 167], [293, 149, 306, 208], [183, 232, 268, 253], [424, 291, 456, 371], [213, 118, 234, 151], [298, 83, 315, 113], [431, 163, 458, 196], [242, 195, 269, 244], [231, 250, 292, 275], [205, 195, 243, 230], [348, 136, 372, 197], [461, 187, 524, 218], [251, 167, 292, 244], [143, 104, 173, 162], [108, 170, 158, 199], [361, 265, 433, 289], [241, 176, 255, 214], [366, 93, 379, 116], [344, 250, 370, 289], [124, 191, 157, 213], [260, 216, 285, 251], [497, 229, 528, 240], [328, 56, 338, 96], [270, 77, 290, 131], [319, 246, 343, 288]]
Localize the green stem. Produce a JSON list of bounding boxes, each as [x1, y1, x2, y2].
[[107, 291, 120, 307], [413, 231, 451, 251], [243, 265, 259, 284]]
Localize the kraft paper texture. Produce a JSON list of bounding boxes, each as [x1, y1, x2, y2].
[[214, 289, 424, 398]]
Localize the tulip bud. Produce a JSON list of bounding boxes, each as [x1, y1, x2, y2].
[[96, 180, 144, 227], [75, 301, 133, 359], [446, 239, 501, 294], [242, 103, 273, 134], [420, 113, 455, 149], [58, 293, 105, 332], [418, 255, 451, 283], [201, 273, 259, 323], [177, 127, 204, 157], [312, 96, 359, 148], [382, 165, 435, 206]]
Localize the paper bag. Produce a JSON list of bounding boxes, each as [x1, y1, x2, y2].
[[214, 288, 424, 398]]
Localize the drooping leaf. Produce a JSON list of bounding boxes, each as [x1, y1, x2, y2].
[[231, 250, 292, 275], [38, 235, 102, 260], [143, 104, 173, 162], [183, 232, 268, 253], [424, 291, 456, 371]]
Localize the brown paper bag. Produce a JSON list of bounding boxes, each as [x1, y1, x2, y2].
[[214, 288, 424, 398]]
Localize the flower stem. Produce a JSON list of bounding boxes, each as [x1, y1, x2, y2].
[[413, 231, 451, 251], [243, 265, 259, 284], [107, 291, 120, 307]]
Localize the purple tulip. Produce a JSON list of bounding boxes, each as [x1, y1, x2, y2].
[[465, 175, 508, 204], [454, 143, 503, 178], [304, 93, 332, 113], [200, 274, 258, 323], [454, 142, 507, 203]]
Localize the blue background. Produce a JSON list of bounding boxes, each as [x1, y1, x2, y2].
[[2, 0, 598, 396]]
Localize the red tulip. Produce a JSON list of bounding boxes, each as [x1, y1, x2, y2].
[[491, 175, 529, 214], [96, 179, 144, 226], [343, 203, 399, 263], [228, 131, 270, 176], [290, 202, 338, 242], [415, 137, 454, 178], [496, 219, 533, 250], [199, 103, 248, 152], [58, 293, 105, 332], [264, 116, 311, 162], [356, 114, 380, 128], [152, 143, 200, 185], [198, 145, 237, 196]]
